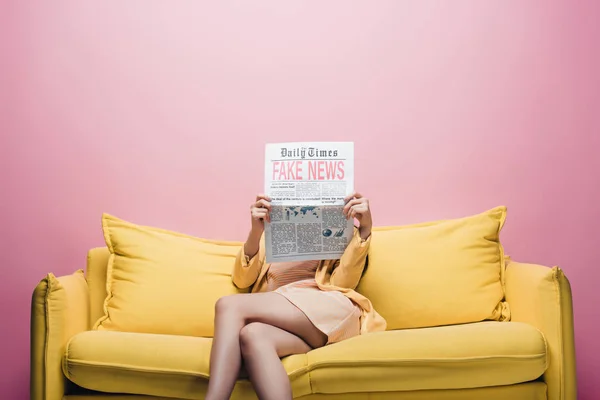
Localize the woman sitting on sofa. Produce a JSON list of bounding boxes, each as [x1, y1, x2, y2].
[[206, 192, 386, 400]]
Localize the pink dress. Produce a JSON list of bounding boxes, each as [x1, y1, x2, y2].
[[263, 260, 362, 344]]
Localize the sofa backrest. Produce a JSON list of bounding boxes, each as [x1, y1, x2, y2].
[[86, 247, 110, 328]]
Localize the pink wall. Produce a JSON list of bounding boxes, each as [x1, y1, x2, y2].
[[2, 1, 599, 398]]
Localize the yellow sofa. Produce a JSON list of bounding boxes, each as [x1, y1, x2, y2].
[[30, 214, 577, 400]]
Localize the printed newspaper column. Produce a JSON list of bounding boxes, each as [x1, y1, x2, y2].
[[264, 142, 355, 263]]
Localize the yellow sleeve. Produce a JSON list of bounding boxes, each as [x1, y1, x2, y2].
[[232, 235, 266, 289], [330, 228, 370, 290]]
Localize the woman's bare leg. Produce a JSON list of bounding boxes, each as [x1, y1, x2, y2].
[[240, 322, 317, 400], [205, 293, 327, 400]]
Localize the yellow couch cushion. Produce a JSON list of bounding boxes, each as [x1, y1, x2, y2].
[[357, 206, 509, 330], [63, 322, 545, 399], [93, 214, 245, 337], [307, 321, 546, 394], [291, 383, 547, 400], [63, 330, 311, 400]]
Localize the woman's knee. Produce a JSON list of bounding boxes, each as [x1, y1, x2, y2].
[[239, 323, 269, 356], [214, 295, 245, 320]]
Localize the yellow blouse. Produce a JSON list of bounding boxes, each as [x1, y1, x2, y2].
[[232, 228, 387, 334]]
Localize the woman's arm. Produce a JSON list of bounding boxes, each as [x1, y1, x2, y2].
[[330, 193, 373, 289], [232, 234, 265, 289], [232, 194, 271, 289], [330, 229, 371, 289]]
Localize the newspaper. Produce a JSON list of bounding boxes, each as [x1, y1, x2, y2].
[[263, 142, 355, 263]]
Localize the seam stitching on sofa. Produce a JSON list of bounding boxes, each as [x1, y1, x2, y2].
[[65, 352, 545, 380], [553, 267, 564, 399], [86, 250, 94, 328], [307, 354, 315, 394], [305, 353, 547, 370], [65, 359, 302, 379], [63, 337, 71, 380], [498, 208, 507, 294], [43, 276, 51, 400], [92, 251, 114, 331], [66, 360, 211, 378], [66, 358, 312, 382], [288, 364, 309, 380], [93, 216, 114, 331], [536, 327, 550, 372]]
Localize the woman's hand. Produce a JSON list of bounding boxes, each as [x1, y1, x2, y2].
[[343, 192, 372, 240], [244, 194, 271, 260], [250, 194, 272, 235]]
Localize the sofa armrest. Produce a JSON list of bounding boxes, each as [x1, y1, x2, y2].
[[31, 270, 89, 400], [505, 260, 577, 400]]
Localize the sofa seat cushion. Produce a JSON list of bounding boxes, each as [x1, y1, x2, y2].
[[63, 330, 311, 400], [63, 322, 546, 399], [307, 322, 547, 394]]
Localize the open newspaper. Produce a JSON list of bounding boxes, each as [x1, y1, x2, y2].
[[264, 142, 355, 263]]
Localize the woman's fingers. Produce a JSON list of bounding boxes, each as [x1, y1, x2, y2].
[[256, 194, 272, 202], [252, 207, 269, 216], [250, 194, 272, 224], [350, 204, 367, 219], [252, 208, 270, 222], [344, 199, 370, 220], [344, 192, 363, 203], [343, 192, 366, 218], [254, 199, 272, 211], [343, 199, 359, 215], [343, 198, 364, 216], [252, 209, 269, 217]]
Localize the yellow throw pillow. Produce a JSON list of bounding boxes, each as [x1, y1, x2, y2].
[[357, 206, 510, 330], [93, 214, 246, 337]]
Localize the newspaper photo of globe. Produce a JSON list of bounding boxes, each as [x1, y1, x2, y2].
[[283, 206, 321, 223]]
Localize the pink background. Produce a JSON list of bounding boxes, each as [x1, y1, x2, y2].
[[2, 1, 599, 399]]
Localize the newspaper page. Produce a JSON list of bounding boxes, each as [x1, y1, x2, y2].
[[264, 142, 355, 263]]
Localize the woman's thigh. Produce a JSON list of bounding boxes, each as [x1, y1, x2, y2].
[[240, 322, 312, 358], [216, 292, 327, 349]]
